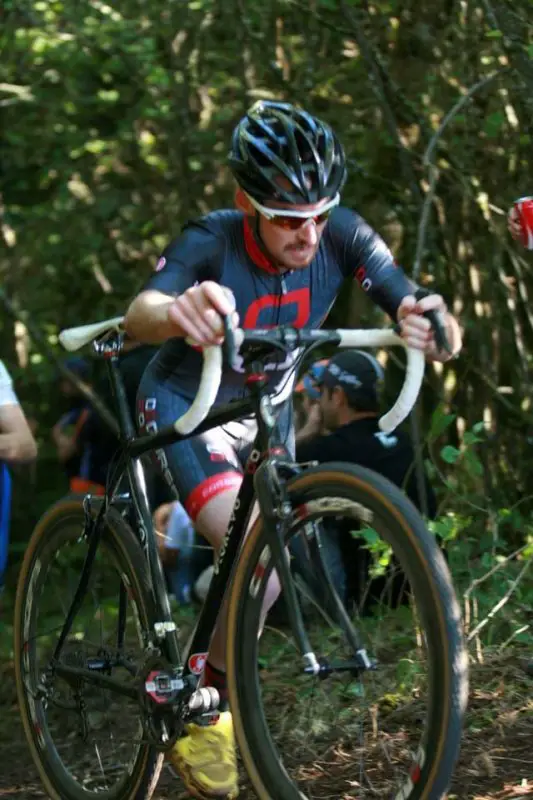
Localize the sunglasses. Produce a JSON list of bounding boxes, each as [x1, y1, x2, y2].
[[244, 192, 340, 231]]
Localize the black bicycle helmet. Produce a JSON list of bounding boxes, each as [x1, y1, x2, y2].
[[228, 100, 347, 204]]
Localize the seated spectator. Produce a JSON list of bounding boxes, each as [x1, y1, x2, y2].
[[0, 359, 38, 588], [52, 357, 108, 495], [153, 500, 213, 605], [293, 350, 437, 610], [52, 346, 160, 497]]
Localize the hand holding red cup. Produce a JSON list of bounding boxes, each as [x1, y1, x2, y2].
[[508, 197, 533, 250]]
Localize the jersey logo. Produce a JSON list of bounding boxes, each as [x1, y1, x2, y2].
[[354, 265, 373, 292], [243, 288, 310, 329], [155, 256, 166, 272]]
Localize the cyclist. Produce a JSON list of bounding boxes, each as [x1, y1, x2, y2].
[[124, 100, 462, 799]]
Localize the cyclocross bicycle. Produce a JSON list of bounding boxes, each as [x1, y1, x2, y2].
[[14, 315, 468, 799]]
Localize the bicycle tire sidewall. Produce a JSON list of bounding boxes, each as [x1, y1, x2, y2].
[[226, 463, 468, 800], [13, 497, 164, 800]]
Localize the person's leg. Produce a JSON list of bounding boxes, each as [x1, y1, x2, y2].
[[193, 492, 281, 673], [137, 377, 284, 798], [190, 402, 294, 671]]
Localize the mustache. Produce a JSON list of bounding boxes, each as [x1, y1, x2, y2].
[[285, 242, 317, 251]]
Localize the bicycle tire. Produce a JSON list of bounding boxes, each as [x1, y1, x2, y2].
[[14, 497, 164, 800], [226, 463, 468, 800]]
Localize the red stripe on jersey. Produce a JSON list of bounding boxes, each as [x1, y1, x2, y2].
[[243, 217, 278, 274]]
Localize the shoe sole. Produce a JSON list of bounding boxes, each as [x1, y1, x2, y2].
[[169, 754, 239, 800]]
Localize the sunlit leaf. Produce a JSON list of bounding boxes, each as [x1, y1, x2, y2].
[[441, 446, 461, 464]]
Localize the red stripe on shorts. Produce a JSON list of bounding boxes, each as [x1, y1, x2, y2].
[[185, 471, 243, 522]]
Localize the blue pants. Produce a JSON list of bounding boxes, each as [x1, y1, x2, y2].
[[0, 462, 12, 589]]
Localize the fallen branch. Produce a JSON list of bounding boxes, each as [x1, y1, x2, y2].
[[466, 552, 532, 643]]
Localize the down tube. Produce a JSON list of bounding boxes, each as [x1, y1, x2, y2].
[[182, 468, 256, 678]]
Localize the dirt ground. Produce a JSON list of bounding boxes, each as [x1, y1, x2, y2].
[[1, 654, 531, 800]]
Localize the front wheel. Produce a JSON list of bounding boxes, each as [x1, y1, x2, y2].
[[226, 463, 468, 799]]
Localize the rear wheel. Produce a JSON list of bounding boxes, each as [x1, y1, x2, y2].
[[14, 498, 164, 799], [226, 463, 468, 799]]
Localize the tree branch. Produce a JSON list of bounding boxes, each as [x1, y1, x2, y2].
[[412, 71, 504, 280], [339, 0, 423, 206], [466, 554, 532, 643]]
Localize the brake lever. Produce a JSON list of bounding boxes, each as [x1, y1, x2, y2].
[[413, 287, 452, 356], [222, 314, 239, 370]]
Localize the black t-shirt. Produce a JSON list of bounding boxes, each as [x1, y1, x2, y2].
[[296, 417, 436, 518], [141, 208, 416, 402]]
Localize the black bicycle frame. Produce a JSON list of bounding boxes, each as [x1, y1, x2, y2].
[[52, 342, 312, 679]]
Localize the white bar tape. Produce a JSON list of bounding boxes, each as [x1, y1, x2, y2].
[[174, 345, 223, 435], [337, 329, 401, 349], [379, 348, 425, 433], [337, 329, 425, 433]]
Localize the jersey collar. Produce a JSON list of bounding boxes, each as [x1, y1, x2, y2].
[[243, 216, 278, 275]]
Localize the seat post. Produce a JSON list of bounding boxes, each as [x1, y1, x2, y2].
[[94, 333, 135, 442]]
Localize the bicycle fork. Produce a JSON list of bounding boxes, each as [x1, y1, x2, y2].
[[254, 459, 375, 678]]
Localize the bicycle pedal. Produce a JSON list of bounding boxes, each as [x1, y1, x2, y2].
[[144, 669, 184, 705]]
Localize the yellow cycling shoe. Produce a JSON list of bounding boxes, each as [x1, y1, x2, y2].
[[170, 711, 239, 799]]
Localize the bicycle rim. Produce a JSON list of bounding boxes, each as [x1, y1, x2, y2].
[[14, 500, 162, 799], [227, 465, 468, 799]]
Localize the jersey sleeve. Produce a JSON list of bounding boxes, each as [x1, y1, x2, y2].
[[141, 221, 224, 297], [0, 361, 18, 407], [329, 207, 417, 319]]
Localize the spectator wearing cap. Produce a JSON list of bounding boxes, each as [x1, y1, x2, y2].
[[294, 359, 329, 439], [294, 350, 436, 608], [297, 350, 435, 511]]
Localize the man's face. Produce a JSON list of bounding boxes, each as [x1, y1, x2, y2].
[[258, 197, 330, 270]]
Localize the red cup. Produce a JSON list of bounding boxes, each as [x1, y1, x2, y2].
[[510, 196, 533, 250]]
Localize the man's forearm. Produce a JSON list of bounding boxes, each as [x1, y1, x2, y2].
[[124, 291, 185, 343], [0, 432, 37, 463]]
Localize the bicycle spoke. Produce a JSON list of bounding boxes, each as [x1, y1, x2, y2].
[[23, 530, 150, 794]]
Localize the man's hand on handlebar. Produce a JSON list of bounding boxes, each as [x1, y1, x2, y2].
[[396, 293, 461, 362], [167, 281, 240, 346]]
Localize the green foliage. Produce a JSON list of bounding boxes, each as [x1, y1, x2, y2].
[[428, 404, 456, 442], [357, 527, 392, 577], [0, 0, 532, 662]]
